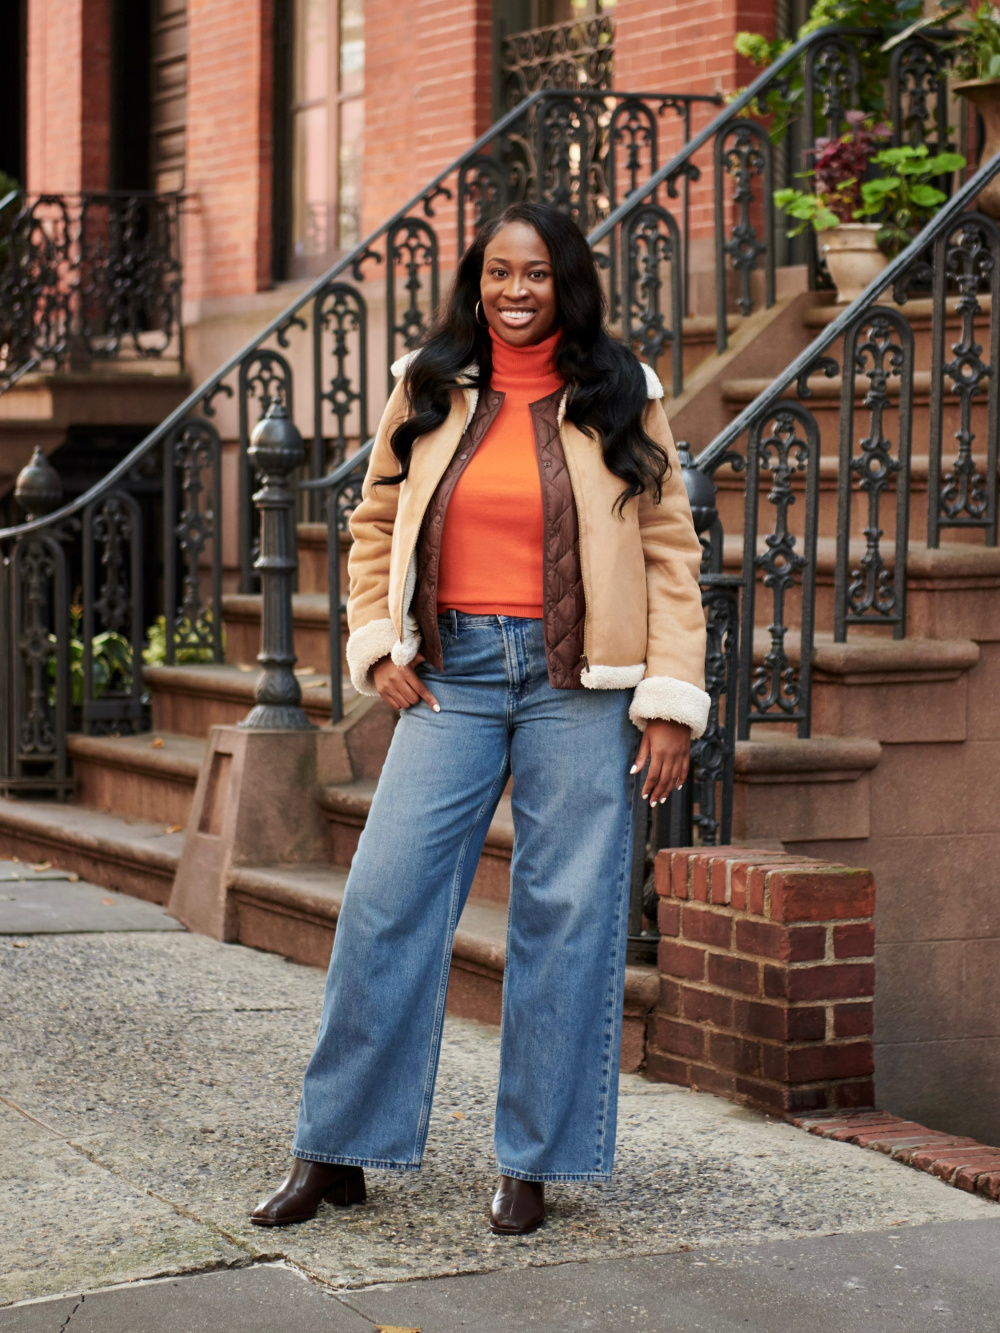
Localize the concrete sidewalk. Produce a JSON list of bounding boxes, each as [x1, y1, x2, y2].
[[1, 874, 996, 1328]]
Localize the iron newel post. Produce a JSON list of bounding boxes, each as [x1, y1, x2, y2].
[[240, 402, 316, 731]]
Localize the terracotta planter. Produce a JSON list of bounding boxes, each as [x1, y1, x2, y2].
[[954, 78, 1000, 221], [817, 223, 890, 305]]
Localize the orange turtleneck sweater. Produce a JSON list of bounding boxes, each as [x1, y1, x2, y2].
[[437, 328, 564, 619]]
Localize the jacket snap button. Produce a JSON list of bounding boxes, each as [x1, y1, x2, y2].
[[460, 453, 468, 459]]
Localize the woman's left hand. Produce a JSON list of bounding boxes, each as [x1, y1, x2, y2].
[[630, 719, 691, 807]]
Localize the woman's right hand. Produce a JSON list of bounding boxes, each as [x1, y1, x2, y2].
[[372, 654, 441, 712]]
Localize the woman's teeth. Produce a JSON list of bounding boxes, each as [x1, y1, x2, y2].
[[499, 310, 534, 324]]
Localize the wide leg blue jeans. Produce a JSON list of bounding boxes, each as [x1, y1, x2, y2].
[[293, 613, 639, 1181]]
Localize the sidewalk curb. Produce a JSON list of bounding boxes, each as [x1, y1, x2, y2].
[[792, 1110, 1000, 1202]]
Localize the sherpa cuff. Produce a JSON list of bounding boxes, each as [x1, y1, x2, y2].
[[629, 675, 710, 737], [346, 618, 399, 695]]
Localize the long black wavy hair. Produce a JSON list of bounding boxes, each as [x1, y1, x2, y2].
[[384, 202, 669, 514]]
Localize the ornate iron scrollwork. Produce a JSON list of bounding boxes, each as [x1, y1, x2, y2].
[[163, 417, 224, 665], [835, 308, 914, 639], [0, 191, 183, 383], [81, 491, 144, 736], [501, 15, 614, 106], [927, 214, 1000, 546], [386, 217, 439, 376], [312, 282, 368, 482], [714, 120, 774, 349], [889, 36, 951, 153], [738, 403, 820, 737], [621, 203, 683, 397], [457, 154, 509, 257]]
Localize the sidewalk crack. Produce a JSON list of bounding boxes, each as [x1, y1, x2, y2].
[[58, 1294, 83, 1330]]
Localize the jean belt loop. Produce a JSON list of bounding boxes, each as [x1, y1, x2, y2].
[[449, 608, 458, 634]]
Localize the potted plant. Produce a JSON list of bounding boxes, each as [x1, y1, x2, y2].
[[775, 113, 892, 303], [775, 115, 965, 301], [885, 5, 1000, 218]]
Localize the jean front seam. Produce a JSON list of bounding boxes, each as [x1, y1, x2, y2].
[[410, 757, 510, 1166], [592, 767, 638, 1176]]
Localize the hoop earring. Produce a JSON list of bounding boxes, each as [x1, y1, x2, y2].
[[475, 300, 489, 328]]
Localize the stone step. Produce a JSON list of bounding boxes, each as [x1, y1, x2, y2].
[[145, 663, 344, 737], [222, 593, 341, 675], [68, 731, 205, 828], [724, 537, 1000, 640], [0, 799, 184, 903], [318, 779, 515, 906]]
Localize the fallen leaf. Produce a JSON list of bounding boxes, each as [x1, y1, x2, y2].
[[236, 663, 256, 672], [29, 862, 52, 872], [294, 666, 316, 676], [302, 680, 326, 689], [12, 941, 28, 948], [66, 873, 79, 882], [449, 1112, 465, 1120], [102, 898, 115, 906], [376, 1327, 421, 1333], [150, 737, 164, 749], [164, 824, 183, 834]]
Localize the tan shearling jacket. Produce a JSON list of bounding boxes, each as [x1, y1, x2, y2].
[[345, 357, 710, 736]]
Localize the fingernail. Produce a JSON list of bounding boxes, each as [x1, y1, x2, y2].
[[629, 764, 638, 775], [432, 704, 440, 712], [642, 792, 648, 801], [650, 799, 657, 807]]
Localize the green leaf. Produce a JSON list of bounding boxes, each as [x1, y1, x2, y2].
[[909, 183, 947, 207], [860, 178, 898, 199], [921, 152, 967, 175], [987, 52, 1000, 79]]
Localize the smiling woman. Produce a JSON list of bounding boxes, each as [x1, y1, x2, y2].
[[252, 203, 709, 1239]]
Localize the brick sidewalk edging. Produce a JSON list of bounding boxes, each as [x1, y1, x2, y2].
[[793, 1110, 1000, 1203]]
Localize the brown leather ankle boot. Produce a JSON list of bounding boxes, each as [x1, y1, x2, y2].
[[489, 1175, 545, 1235], [250, 1157, 366, 1226]]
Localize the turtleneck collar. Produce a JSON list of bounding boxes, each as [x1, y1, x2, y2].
[[489, 327, 564, 398]]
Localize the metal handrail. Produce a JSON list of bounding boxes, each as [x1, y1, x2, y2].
[[694, 148, 1000, 474], [0, 90, 561, 543]]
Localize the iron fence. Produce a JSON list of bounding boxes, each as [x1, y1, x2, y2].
[[0, 190, 184, 391]]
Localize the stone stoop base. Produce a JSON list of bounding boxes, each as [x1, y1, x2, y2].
[[794, 1110, 1000, 1203], [648, 846, 876, 1117]]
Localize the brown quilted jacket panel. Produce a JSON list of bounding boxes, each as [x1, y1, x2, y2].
[[414, 384, 585, 690], [415, 388, 503, 671]]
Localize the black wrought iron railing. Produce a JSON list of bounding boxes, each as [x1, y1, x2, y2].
[[0, 189, 184, 391], [587, 22, 958, 368]]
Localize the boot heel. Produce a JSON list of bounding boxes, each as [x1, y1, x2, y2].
[[325, 1170, 367, 1207]]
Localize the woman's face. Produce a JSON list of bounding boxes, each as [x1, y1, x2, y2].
[[480, 222, 558, 347]]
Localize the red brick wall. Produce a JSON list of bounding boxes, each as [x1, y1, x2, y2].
[[651, 847, 876, 1117], [26, 0, 111, 193], [362, 0, 493, 244], [185, 0, 274, 303]]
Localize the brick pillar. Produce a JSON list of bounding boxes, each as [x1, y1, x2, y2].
[[363, 0, 493, 243], [185, 0, 274, 303], [650, 847, 876, 1117], [26, 0, 111, 193]]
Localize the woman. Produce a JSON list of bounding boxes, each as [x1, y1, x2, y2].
[[252, 203, 708, 1236]]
